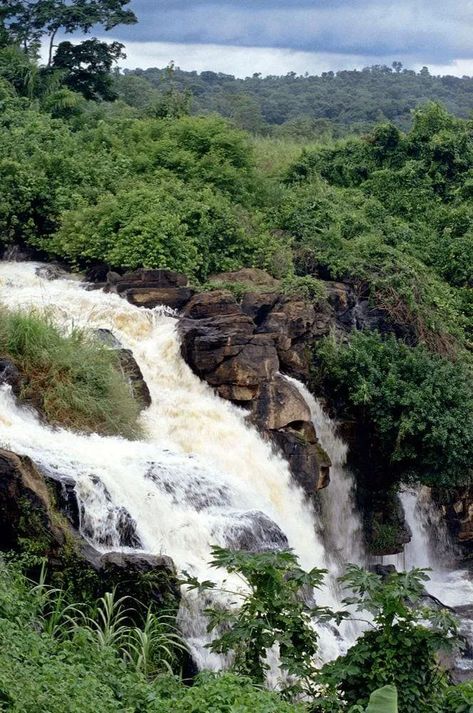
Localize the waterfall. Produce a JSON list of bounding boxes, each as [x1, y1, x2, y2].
[[399, 489, 473, 676], [285, 377, 365, 567], [0, 261, 351, 670], [285, 377, 366, 646]]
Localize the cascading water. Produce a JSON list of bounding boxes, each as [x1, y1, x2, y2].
[[285, 377, 366, 646], [399, 489, 473, 677], [0, 261, 352, 670], [285, 377, 365, 568]]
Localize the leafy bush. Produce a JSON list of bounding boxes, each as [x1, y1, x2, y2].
[[184, 547, 341, 693], [0, 560, 302, 713], [443, 681, 473, 712], [49, 178, 269, 280], [0, 310, 142, 437], [319, 566, 457, 713], [316, 331, 473, 487]]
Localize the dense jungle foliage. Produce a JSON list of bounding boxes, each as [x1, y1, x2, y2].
[[0, 551, 467, 712]]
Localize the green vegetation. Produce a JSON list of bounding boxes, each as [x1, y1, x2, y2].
[[185, 550, 458, 713], [184, 547, 343, 696], [117, 64, 473, 135], [0, 551, 458, 713], [319, 565, 457, 713], [315, 332, 473, 487], [1, 7, 473, 710], [0, 310, 142, 437], [0, 558, 302, 712]]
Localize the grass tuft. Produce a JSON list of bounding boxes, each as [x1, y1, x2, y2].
[[0, 309, 142, 438]]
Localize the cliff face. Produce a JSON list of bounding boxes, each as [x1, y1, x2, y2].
[[104, 266, 415, 553]]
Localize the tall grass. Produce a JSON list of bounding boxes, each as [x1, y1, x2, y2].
[[0, 309, 142, 438], [251, 136, 323, 178]]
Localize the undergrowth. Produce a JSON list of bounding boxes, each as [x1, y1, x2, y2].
[[0, 309, 142, 438]]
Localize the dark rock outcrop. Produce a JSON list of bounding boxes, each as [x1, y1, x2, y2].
[[0, 449, 66, 552], [180, 291, 279, 402], [95, 328, 151, 408], [0, 448, 179, 609], [0, 358, 22, 396], [106, 268, 195, 311], [35, 264, 68, 281], [433, 487, 473, 556], [179, 289, 330, 495]]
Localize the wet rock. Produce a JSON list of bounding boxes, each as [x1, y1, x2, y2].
[[0, 449, 66, 552], [252, 374, 311, 431], [35, 264, 68, 281], [106, 268, 194, 312], [179, 293, 331, 495], [95, 329, 151, 408], [220, 510, 289, 552], [433, 487, 473, 556], [117, 348, 152, 408], [272, 424, 331, 494], [113, 268, 189, 292], [83, 549, 179, 609], [0, 359, 22, 396], [126, 286, 194, 311], [180, 293, 278, 400], [183, 290, 242, 319], [85, 263, 113, 283], [0, 448, 179, 612], [2, 244, 38, 262]]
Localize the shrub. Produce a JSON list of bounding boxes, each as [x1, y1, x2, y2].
[[315, 331, 473, 487], [0, 310, 142, 437], [0, 560, 302, 713], [319, 566, 457, 713], [184, 547, 341, 694], [49, 178, 271, 280]]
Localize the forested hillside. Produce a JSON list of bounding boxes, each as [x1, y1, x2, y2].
[[117, 64, 473, 136]]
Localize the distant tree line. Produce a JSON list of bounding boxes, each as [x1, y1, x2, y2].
[[117, 63, 473, 137]]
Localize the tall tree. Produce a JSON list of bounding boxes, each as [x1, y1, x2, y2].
[[1, 0, 137, 100]]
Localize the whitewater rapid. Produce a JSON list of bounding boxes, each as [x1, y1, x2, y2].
[[0, 262, 352, 668]]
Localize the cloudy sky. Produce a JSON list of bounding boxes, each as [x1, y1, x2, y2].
[[98, 1, 473, 77]]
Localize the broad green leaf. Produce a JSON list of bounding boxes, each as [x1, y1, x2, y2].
[[365, 685, 398, 713]]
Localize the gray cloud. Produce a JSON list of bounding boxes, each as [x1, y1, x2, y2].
[[109, 1, 473, 66]]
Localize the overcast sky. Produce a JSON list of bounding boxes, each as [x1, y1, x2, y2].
[[78, 1, 473, 77]]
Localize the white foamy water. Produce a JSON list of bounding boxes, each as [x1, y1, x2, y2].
[[0, 261, 348, 668], [286, 377, 365, 568]]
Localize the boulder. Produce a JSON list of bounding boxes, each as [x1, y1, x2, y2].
[[252, 374, 311, 431], [82, 549, 179, 609], [126, 287, 194, 311], [105, 268, 194, 312], [271, 424, 331, 494], [95, 329, 151, 408], [113, 268, 189, 292], [182, 290, 241, 319], [0, 358, 22, 396], [179, 294, 279, 399]]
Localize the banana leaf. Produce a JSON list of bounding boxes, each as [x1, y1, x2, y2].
[[365, 685, 398, 713]]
